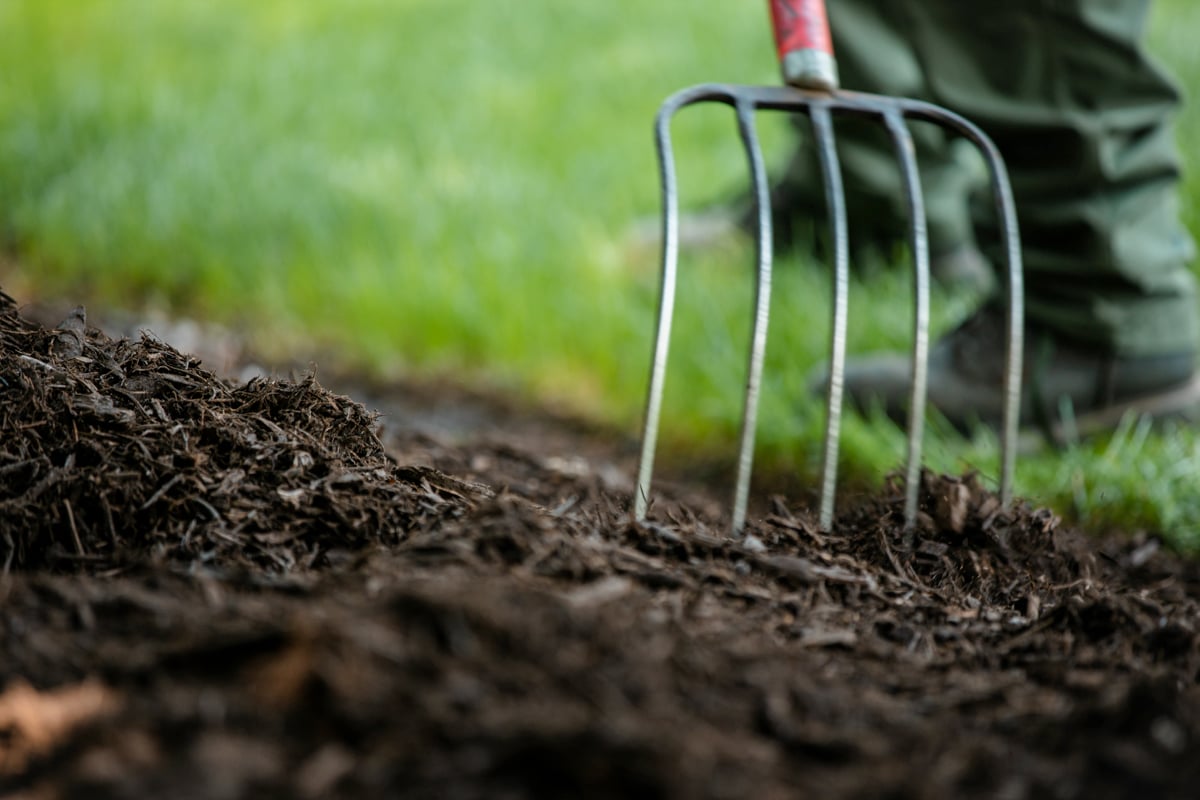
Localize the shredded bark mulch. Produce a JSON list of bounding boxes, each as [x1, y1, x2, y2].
[[1, 289, 1198, 799]]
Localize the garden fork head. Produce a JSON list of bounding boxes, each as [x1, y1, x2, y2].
[[632, 0, 1025, 534]]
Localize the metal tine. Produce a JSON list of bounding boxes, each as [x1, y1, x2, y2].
[[896, 101, 1024, 509], [882, 108, 932, 531], [632, 92, 685, 524], [730, 96, 774, 534], [632, 86, 777, 536], [967, 129, 1023, 509], [810, 105, 849, 531], [992, 149, 1024, 510]]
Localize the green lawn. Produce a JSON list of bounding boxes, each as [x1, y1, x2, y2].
[[3, 1, 1200, 547]]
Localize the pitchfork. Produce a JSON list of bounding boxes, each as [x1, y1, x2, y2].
[[633, 0, 1024, 534]]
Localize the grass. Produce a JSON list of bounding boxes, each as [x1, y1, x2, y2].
[[3, 0, 1200, 548]]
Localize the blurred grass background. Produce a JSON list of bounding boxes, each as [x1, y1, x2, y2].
[[2, 0, 1200, 546]]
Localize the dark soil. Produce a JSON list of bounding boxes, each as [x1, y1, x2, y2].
[[2, 289, 1199, 799]]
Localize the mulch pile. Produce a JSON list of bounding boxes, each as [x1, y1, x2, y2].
[[2, 288, 1199, 799]]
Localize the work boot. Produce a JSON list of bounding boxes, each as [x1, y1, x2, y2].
[[820, 304, 1200, 443]]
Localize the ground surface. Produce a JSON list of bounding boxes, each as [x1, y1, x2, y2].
[[2, 290, 1200, 799]]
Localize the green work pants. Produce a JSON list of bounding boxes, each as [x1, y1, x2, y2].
[[781, 0, 1197, 356]]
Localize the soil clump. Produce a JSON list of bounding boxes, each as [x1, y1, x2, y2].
[[2, 290, 1198, 799]]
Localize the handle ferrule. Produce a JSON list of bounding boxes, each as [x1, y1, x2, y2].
[[769, 0, 839, 91]]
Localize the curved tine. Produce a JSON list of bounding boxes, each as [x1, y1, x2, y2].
[[633, 96, 688, 521], [899, 102, 1024, 508], [991, 157, 1023, 509], [730, 96, 774, 535], [883, 109, 931, 531], [810, 105, 849, 531], [975, 144, 1023, 509]]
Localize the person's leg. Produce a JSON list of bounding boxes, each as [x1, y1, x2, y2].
[[917, 0, 1196, 355], [833, 0, 1200, 436], [770, 0, 985, 262]]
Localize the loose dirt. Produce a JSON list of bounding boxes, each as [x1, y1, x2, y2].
[[2, 289, 1198, 799]]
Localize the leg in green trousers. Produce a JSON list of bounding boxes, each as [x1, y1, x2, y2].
[[799, 0, 1200, 433], [776, 0, 985, 262], [786, 0, 1197, 355]]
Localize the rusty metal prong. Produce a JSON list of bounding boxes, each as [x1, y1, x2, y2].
[[730, 96, 774, 535], [883, 108, 931, 531], [810, 105, 849, 531]]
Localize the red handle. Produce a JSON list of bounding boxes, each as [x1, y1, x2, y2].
[[769, 0, 839, 91]]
